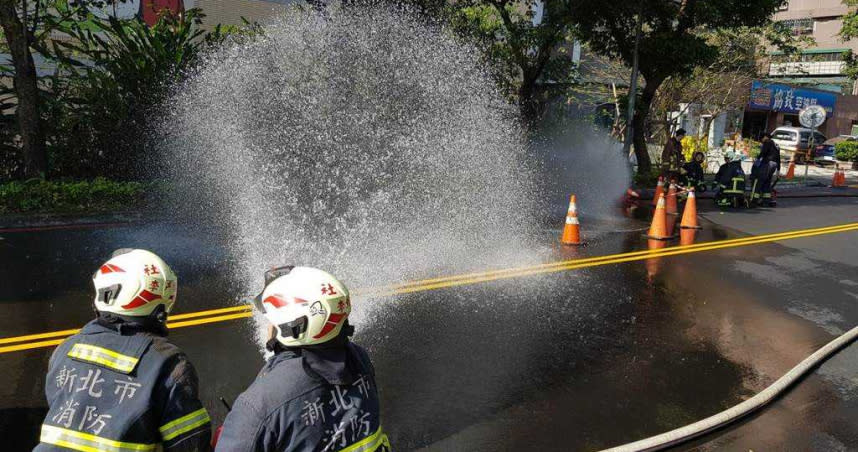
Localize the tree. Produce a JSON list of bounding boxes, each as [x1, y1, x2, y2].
[[374, 0, 579, 125], [0, 0, 47, 178], [571, 0, 785, 173], [450, 1, 578, 124], [0, 0, 130, 179], [49, 8, 209, 178], [839, 0, 858, 80]]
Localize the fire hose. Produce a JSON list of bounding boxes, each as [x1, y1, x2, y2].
[[600, 325, 858, 451]]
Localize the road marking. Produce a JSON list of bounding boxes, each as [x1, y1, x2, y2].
[[0, 222, 133, 233], [1, 222, 856, 355]]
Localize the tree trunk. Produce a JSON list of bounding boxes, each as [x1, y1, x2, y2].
[[632, 76, 664, 174], [518, 76, 541, 129], [0, 0, 47, 178]]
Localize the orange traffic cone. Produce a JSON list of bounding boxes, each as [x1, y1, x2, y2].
[[679, 188, 702, 230], [832, 169, 846, 187], [785, 159, 795, 179], [644, 194, 674, 240], [665, 183, 679, 216], [652, 176, 664, 206], [561, 194, 583, 246]]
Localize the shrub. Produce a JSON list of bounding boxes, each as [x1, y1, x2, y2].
[[0, 178, 159, 213], [835, 141, 858, 161], [633, 165, 662, 188]]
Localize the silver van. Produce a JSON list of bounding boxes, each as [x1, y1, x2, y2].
[[771, 126, 827, 163]]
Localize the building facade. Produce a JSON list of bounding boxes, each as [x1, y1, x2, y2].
[[738, 1, 858, 139], [769, 0, 858, 93]]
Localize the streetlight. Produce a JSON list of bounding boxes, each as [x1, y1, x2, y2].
[[622, 7, 643, 159]]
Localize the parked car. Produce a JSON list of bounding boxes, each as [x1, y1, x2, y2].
[[813, 135, 856, 166], [771, 126, 827, 163]]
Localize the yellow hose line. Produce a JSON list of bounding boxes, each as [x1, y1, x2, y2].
[[1, 222, 856, 355]]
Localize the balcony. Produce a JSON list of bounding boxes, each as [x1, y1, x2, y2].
[[769, 60, 846, 76]]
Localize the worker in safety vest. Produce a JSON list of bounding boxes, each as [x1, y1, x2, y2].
[[215, 266, 390, 452], [714, 150, 746, 207], [36, 249, 211, 452]]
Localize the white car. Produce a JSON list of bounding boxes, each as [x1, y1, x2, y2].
[[771, 126, 827, 163]]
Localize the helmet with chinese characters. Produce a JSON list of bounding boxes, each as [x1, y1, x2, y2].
[[255, 266, 351, 347], [92, 249, 178, 317]]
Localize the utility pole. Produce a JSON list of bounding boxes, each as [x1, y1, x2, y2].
[[623, 8, 643, 159]]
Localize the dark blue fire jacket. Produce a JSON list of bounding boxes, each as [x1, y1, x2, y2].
[[35, 319, 212, 451], [215, 342, 390, 452]]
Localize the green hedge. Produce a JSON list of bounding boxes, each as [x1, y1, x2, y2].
[[835, 141, 858, 162], [0, 178, 157, 213]]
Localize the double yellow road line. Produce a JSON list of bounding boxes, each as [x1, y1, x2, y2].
[[2, 222, 857, 355]]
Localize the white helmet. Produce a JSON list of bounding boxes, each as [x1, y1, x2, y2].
[[92, 249, 178, 317], [253, 266, 351, 347]]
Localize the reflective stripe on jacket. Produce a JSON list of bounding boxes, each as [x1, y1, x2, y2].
[[36, 319, 211, 452]]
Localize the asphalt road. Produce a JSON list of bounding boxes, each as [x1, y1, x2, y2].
[[1, 196, 857, 451]]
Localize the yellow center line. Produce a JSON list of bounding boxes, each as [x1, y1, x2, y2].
[[1, 222, 856, 355]]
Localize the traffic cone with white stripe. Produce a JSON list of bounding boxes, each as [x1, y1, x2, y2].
[[679, 187, 702, 230], [644, 194, 674, 240], [561, 194, 584, 246], [652, 176, 664, 206]]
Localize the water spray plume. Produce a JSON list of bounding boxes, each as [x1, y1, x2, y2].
[[162, 5, 548, 345]]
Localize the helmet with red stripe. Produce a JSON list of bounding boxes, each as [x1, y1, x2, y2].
[[254, 266, 351, 347], [93, 249, 178, 317]]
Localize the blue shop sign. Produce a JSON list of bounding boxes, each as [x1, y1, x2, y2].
[[748, 80, 836, 116]]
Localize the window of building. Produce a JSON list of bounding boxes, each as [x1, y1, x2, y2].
[[777, 2, 790, 11]]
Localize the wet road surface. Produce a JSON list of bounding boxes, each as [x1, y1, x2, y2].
[[2, 197, 858, 451]]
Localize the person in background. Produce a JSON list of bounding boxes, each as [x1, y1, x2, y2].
[[751, 133, 781, 207], [36, 249, 211, 452], [682, 151, 706, 191], [661, 128, 687, 179], [216, 266, 389, 452]]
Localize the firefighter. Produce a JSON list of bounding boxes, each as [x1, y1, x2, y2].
[[714, 151, 746, 208], [681, 151, 706, 192], [752, 133, 781, 207], [216, 266, 389, 452], [36, 249, 211, 451], [661, 128, 687, 178]]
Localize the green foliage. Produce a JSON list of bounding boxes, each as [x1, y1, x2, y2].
[[841, 0, 858, 79], [0, 177, 157, 213], [835, 140, 858, 161], [441, 0, 578, 122], [42, 9, 208, 179], [1, 5, 262, 182], [748, 140, 762, 158], [632, 165, 661, 188]]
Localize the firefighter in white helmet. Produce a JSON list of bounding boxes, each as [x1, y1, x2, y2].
[[216, 266, 390, 452], [36, 249, 211, 452]]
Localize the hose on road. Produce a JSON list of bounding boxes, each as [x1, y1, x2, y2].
[[601, 325, 858, 452]]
